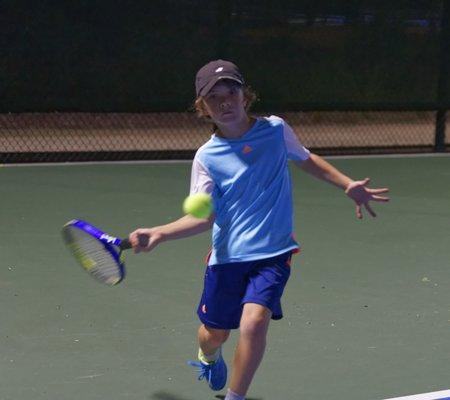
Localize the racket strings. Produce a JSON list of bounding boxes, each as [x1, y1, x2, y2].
[[63, 227, 122, 285]]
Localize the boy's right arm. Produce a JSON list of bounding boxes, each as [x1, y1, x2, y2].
[[128, 214, 214, 253]]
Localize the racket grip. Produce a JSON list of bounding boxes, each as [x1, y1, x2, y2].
[[120, 234, 149, 250], [120, 239, 133, 250]]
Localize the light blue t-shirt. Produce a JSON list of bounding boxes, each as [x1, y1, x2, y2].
[[191, 116, 310, 265]]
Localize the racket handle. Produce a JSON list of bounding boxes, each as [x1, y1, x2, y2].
[[120, 234, 149, 250], [120, 239, 132, 250]]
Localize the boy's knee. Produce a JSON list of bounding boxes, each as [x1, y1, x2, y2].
[[240, 319, 266, 339], [205, 326, 230, 345], [239, 312, 270, 340]]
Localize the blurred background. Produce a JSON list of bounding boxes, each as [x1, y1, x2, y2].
[[1, 0, 449, 162]]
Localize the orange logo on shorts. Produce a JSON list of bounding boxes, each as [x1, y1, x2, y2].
[[201, 304, 207, 313]]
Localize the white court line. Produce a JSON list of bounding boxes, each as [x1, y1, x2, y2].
[[383, 389, 450, 400], [325, 152, 450, 160], [0, 159, 193, 168], [1, 152, 450, 168]]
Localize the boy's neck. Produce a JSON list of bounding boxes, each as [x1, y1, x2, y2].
[[215, 116, 256, 139]]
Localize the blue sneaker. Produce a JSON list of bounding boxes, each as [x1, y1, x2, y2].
[[187, 352, 227, 391]]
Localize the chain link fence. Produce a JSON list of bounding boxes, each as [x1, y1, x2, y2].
[[1, 1, 448, 162], [0, 111, 446, 163]]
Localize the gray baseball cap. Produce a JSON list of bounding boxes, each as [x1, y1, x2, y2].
[[195, 59, 244, 97]]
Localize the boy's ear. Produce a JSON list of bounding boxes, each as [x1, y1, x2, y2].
[[201, 101, 211, 117], [197, 97, 210, 117], [202, 101, 214, 119]]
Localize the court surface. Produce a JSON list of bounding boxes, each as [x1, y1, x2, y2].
[[0, 155, 449, 400]]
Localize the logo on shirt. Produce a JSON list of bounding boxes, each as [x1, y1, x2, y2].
[[201, 304, 207, 314], [242, 145, 252, 154], [215, 67, 224, 73]]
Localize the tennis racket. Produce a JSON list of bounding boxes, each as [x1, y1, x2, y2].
[[61, 219, 148, 286]]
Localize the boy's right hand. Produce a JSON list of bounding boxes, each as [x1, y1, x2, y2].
[[129, 228, 163, 253]]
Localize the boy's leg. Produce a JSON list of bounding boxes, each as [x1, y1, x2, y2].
[[189, 324, 230, 391], [198, 324, 230, 360], [228, 302, 272, 397]]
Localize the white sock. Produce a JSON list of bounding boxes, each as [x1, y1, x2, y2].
[[224, 388, 245, 400], [198, 347, 220, 364]]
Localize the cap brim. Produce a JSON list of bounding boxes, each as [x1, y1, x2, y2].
[[199, 76, 243, 97]]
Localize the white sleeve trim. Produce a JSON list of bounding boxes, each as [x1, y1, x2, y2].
[[282, 120, 310, 161], [190, 156, 215, 195]]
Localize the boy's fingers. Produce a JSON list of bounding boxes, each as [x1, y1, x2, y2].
[[372, 195, 390, 202], [364, 203, 377, 217], [138, 234, 150, 248], [129, 231, 146, 250], [128, 233, 136, 246], [368, 188, 389, 194], [356, 204, 363, 219]]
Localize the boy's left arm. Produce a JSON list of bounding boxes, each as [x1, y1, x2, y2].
[[295, 153, 390, 219]]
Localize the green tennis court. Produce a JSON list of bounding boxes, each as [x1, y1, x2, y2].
[[1, 155, 449, 400]]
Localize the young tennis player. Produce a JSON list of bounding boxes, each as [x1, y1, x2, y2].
[[129, 60, 389, 400]]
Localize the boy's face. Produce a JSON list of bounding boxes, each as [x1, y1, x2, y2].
[[202, 80, 247, 125]]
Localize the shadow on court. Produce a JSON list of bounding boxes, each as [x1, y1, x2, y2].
[[215, 395, 262, 400], [150, 391, 263, 400], [150, 391, 192, 400]]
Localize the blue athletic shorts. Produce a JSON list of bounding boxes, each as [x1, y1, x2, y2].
[[197, 251, 293, 330]]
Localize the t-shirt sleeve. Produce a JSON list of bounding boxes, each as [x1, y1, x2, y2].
[[283, 121, 310, 161], [190, 156, 215, 195]]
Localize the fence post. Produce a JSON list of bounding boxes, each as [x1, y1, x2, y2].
[[435, 0, 449, 152]]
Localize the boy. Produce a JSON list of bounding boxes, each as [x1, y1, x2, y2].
[[129, 60, 389, 400]]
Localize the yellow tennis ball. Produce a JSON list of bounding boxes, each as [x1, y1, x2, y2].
[[183, 193, 213, 219]]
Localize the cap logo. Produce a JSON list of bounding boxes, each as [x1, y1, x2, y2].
[[215, 67, 224, 73]]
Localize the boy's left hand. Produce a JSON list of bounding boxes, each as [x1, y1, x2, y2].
[[345, 178, 390, 219]]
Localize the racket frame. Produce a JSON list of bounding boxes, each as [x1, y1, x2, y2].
[[62, 219, 128, 284]]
